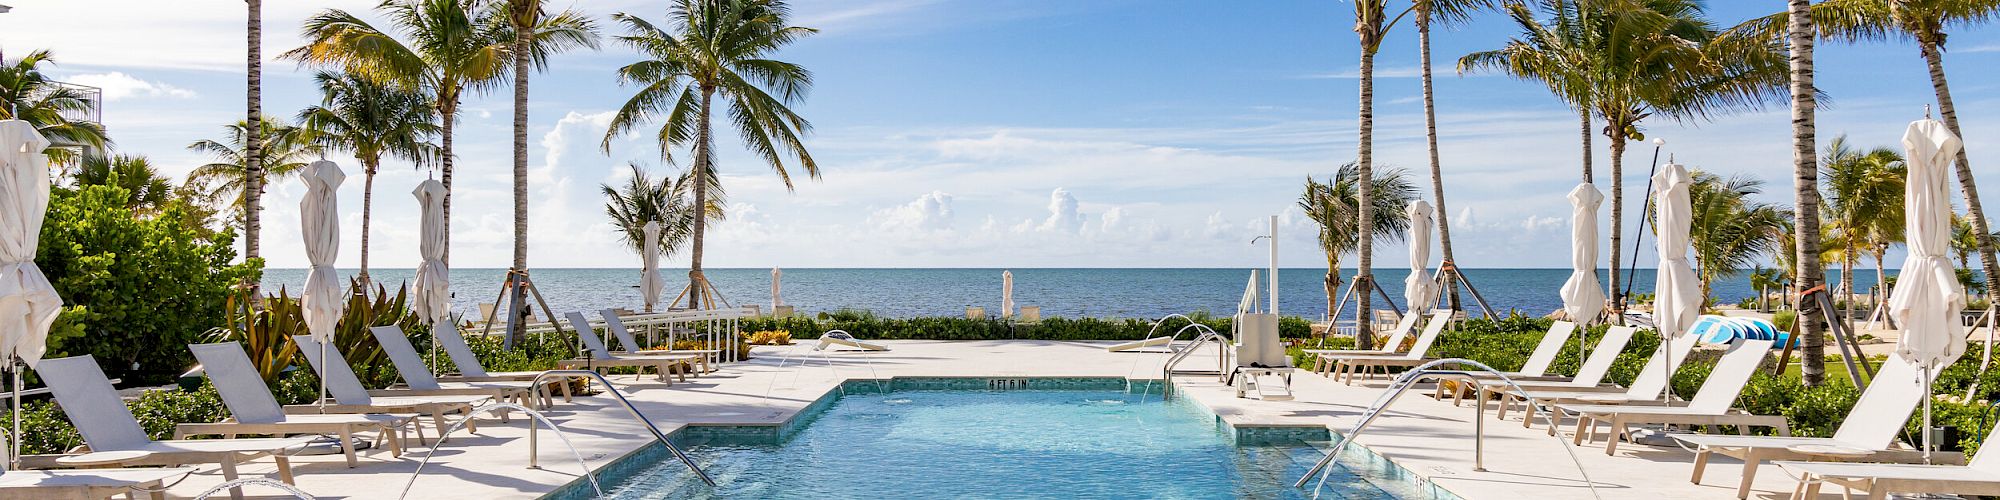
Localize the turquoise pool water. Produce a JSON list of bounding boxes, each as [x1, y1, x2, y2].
[[580, 383, 1417, 499]]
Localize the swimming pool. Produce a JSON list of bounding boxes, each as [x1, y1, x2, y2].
[[558, 379, 1424, 499]]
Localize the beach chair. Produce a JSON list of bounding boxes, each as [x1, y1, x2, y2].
[[430, 321, 546, 383], [1496, 333, 1702, 429], [1321, 310, 1454, 384], [816, 330, 889, 351], [38, 355, 315, 499], [1672, 357, 1940, 499], [1471, 326, 1638, 409], [1433, 320, 1582, 403], [181, 342, 419, 467], [0, 465, 196, 500], [600, 310, 717, 373], [1552, 338, 1791, 454], [556, 313, 698, 383], [290, 335, 495, 434], [1227, 313, 1294, 401], [1774, 419, 2000, 500], [1301, 312, 1423, 369], [369, 326, 552, 408]]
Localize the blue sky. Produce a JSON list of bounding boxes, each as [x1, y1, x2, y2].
[[4, 0, 1997, 270]]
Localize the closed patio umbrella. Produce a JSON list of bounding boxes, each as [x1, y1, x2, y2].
[[771, 267, 782, 308], [1404, 200, 1437, 316], [411, 179, 449, 369], [1893, 118, 1968, 462], [0, 120, 57, 465], [299, 160, 346, 411], [641, 220, 662, 313], [1561, 183, 1607, 363], [1651, 163, 1699, 403], [1001, 270, 1014, 318]]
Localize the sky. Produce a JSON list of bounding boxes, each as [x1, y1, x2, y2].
[[4, 0, 1998, 270]]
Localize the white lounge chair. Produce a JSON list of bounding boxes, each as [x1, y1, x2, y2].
[[1470, 326, 1639, 412], [556, 313, 698, 383], [291, 335, 495, 434], [1673, 356, 1938, 499], [1433, 321, 1581, 401], [1497, 333, 1703, 428], [369, 326, 552, 409], [1552, 338, 1791, 454], [1320, 310, 1455, 384], [1774, 419, 1999, 500], [38, 355, 315, 499], [600, 310, 718, 372], [1299, 311, 1423, 363], [1228, 313, 1294, 401], [431, 321, 545, 383], [0, 466, 195, 500], [183, 342, 417, 467], [816, 330, 889, 351]]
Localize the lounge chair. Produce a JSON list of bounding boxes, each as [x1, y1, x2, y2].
[[1496, 333, 1702, 428], [1552, 338, 1791, 454], [1433, 320, 1588, 404], [555, 313, 698, 383], [0, 466, 195, 500], [600, 310, 718, 373], [817, 330, 889, 351], [369, 326, 552, 409], [1774, 419, 1999, 500], [1320, 310, 1455, 384], [1300, 311, 1423, 365], [38, 355, 315, 499], [290, 335, 495, 434], [430, 321, 544, 383], [1227, 313, 1294, 401], [1673, 356, 1939, 499], [181, 342, 418, 467]]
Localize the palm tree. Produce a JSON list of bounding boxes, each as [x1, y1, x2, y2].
[[1413, 0, 1496, 311], [297, 71, 442, 286], [73, 154, 174, 212], [247, 0, 265, 277], [1820, 135, 1906, 328], [185, 117, 317, 222], [1786, 0, 1833, 386], [1460, 0, 1597, 181], [1685, 171, 1792, 304], [0, 50, 109, 164], [601, 163, 722, 256], [495, 0, 599, 341], [1299, 164, 1417, 349], [603, 0, 819, 309], [1350, 0, 1411, 348]]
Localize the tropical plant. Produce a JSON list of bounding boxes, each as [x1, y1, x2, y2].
[[72, 154, 174, 213], [298, 71, 442, 286], [184, 116, 317, 222], [207, 288, 306, 384], [0, 49, 108, 164], [1413, 0, 1497, 311], [1819, 134, 1906, 324], [601, 163, 720, 255], [502, 0, 600, 342], [602, 0, 820, 309], [1459, 1, 1597, 182], [1299, 164, 1417, 349], [1684, 171, 1792, 304]]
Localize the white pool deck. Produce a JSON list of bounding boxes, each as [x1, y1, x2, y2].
[[149, 339, 1839, 499]]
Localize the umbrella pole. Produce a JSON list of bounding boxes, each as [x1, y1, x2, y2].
[[318, 342, 328, 413], [10, 358, 19, 469], [1922, 364, 1935, 465]]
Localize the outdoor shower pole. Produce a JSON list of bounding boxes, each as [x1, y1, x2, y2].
[[1622, 138, 1667, 308], [1270, 215, 1279, 317]]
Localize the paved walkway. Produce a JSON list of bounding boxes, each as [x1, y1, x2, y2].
[[155, 340, 1833, 499]]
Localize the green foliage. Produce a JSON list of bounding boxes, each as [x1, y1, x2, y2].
[[37, 185, 259, 384], [203, 283, 425, 389], [1772, 309, 1798, 332], [740, 311, 1312, 342]]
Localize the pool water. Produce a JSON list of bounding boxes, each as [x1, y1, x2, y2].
[[588, 387, 1415, 499]]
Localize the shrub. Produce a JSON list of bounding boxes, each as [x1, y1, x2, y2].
[[18, 383, 230, 455], [747, 330, 793, 345]]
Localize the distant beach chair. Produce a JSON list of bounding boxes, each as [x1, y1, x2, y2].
[[600, 309, 717, 373], [1318, 310, 1455, 385], [38, 355, 317, 499], [1673, 357, 1941, 499], [816, 330, 890, 351], [1017, 306, 1042, 323], [1774, 419, 2000, 500], [1467, 325, 1637, 409], [370, 326, 552, 408], [966, 307, 986, 320], [183, 342, 418, 466], [1301, 311, 1423, 366], [1494, 333, 1702, 429], [290, 335, 495, 434], [1552, 338, 1790, 454], [556, 312, 698, 384], [1227, 313, 1294, 401], [772, 305, 795, 318]]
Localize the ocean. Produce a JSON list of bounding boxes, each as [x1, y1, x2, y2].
[[258, 267, 1892, 321]]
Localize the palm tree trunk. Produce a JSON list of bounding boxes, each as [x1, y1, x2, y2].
[[359, 159, 377, 287], [1842, 256, 1856, 332], [1607, 133, 1626, 318], [688, 87, 715, 310], [508, 13, 533, 344], [1580, 109, 1593, 182], [1356, 43, 1378, 351], [244, 0, 263, 282], [1789, 0, 1828, 387], [1922, 41, 2000, 299], [439, 95, 457, 266], [1324, 264, 1340, 329], [1419, 16, 1461, 311]]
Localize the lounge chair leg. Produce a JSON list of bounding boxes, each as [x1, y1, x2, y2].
[[1865, 485, 1885, 500], [1573, 415, 1589, 444], [1738, 456, 1760, 499], [275, 455, 295, 484], [1691, 449, 1710, 484], [219, 456, 244, 500], [340, 425, 358, 467], [1603, 416, 1622, 455]]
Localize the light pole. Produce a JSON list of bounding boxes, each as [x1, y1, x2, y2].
[[1621, 137, 1668, 310]]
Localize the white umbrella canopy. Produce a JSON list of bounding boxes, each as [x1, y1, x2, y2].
[[641, 220, 662, 312], [410, 179, 450, 326], [1894, 119, 1969, 461], [1404, 200, 1437, 316], [0, 120, 57, 368], [299, 160, 347, 343], [1001, 270, 1015, 317], [1559, 183, 1606, 324], [770, 267, 783, 308], [1652, 163, 1700, 402]]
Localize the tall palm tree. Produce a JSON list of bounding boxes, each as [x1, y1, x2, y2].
[[247, 0, 265, 275], [1350, 0, 1412, 348], [1820, 135, 1905, 328], [600, 163, 722, 255], [501, 0, 598, 341], [1413, 0, 1496, 311], [0, 50, 110, 164], [1685, 171, 1792, 303], [1299, 164, 1417, 349], [73, 154, 174, 212], [1785, 0, 1831, 386], [184, 117, 317, 222], [603, 0, 819, 309], [297, 71, 442, 286], [1461, 1, 1598, 182]]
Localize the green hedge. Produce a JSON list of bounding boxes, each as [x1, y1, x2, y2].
[[739, 310, 1315, 341]]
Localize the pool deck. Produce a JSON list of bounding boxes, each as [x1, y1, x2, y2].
[[156, 339, 1830, 499]]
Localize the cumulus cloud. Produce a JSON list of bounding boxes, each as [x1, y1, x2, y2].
[[65, 72, 196, 101], [1038, 188, 1084, 234], [872, 191, 955, 232]]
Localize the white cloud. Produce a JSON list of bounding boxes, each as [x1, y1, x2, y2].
[[65, 72, 196, 101], [871, 190, 955, 232], [1038, 188, 1085, 234]]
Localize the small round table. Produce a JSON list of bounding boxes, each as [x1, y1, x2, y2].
[[55, 449, 153, 468]]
